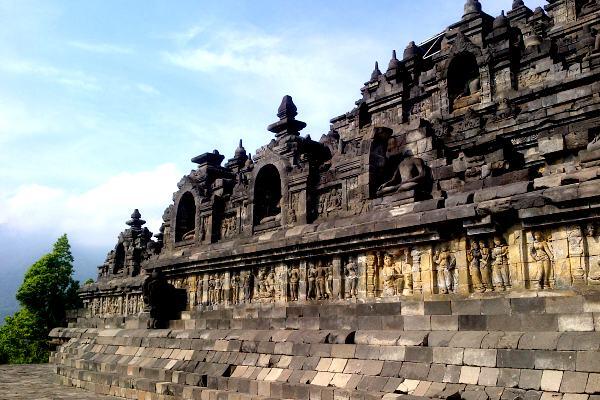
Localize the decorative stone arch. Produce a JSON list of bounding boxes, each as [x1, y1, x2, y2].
[[362, 126, 393, 198], [253, 164, 283, 226], [173, 190, 199, 242], [438, 33, 491, 114], [249, 158, 290, 229], [358, 102, 372, 129], [113, 243, 125, 275]]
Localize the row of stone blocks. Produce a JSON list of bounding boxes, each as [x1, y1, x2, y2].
[[51, 295, 600, 399], [73, 294, 600, 331]]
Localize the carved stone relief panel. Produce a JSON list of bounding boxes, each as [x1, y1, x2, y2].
[[343, 256, 359, 299], [317, 186, 343, 218], [433, 244, 458, 294], [221, 213, 238, 240], [288, 264, 300, 301], [289, 192, 300, 224], [527, 230, 556, 290]]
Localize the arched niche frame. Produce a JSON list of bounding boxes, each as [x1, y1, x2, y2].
[[113, 242, 125, 275], [171, 186, 202, 244], [361, 126, 393, 198], [249, 158, 291, 231], [436, 33, 491, 115]]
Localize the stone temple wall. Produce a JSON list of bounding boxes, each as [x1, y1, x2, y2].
[[81, 0, 600, 317], [51, 1, 600, 399]]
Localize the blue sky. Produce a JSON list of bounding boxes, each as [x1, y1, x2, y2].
[[0, 0, 546, 317]]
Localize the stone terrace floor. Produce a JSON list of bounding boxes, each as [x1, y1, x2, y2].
[[0, 364, 119, 400]]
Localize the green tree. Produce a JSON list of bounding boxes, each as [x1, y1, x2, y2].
[[0, 309, 47, 364], [84, 278, 95, 285], [0, 234, 81, 364]]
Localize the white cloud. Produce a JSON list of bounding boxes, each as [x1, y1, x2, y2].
[[68, 40, 133, 55], [0, 163, 183, 248], [1, 59, 100, 91], [135, 83, 160, 96], [163, 24, 382, 135]]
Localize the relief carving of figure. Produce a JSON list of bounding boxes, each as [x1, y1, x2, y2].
[[382, 253, 397, 296], [242, 272, 253, 302], [467, 240, 485, 293], [328, 188, 342, 213], [257, 268, 267, 298], [479, 240, 493, 292], [530, 231, 555, 289], [214, 274, 223, 304], [316, 261, 327, 299], [188, 276, 197, 307], [266, 268, 276, 299], [307, 263, 318, 300], [397, 249, 414, 296], [434, 246, 457, 294], [345, 258, 359, 299], [567, 226, 586, 283], [207, 275, 215, 305], [491, 237, 511, 291], [136, 295, 144, 314], [289, 265, 300, 301], [326, 262, 334, 299], [377, 151, 429, 196], [231, 273, 240, 304]]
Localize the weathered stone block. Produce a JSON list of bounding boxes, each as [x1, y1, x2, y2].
[[463, 349, 497, 368], [459, 366, 481, 385]]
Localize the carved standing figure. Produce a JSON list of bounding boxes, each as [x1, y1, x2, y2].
[[214, 275, 223, 304], [345, 258, 359, 299], [316, 261, 327, 299], [188, 275, 197, 307], [530, 231, 555, 289], [243, 272, 253, 303], [467, 240, 485, 293], [491, 237, 510, 291], [307, 263, 318, 300], [289, 265, 300, 301], [382, 253, 397, 296], [266, 269, 276, 299], [479, 240, 493, 292], [207, 275, 215, 305], [257, 268, 267, 298], [326, 262, 334, 299], [433, 246, 457, 294], [231, 273, 240, 304]]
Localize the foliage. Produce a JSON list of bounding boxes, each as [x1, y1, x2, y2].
[[84, 278, 95, 285], [0, 234, 81, 364], [0, 308, 48, 364]]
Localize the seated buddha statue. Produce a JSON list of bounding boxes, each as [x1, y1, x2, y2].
[[377, 152, 428, 196]]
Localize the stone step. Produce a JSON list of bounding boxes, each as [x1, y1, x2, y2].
[[166, 311, 600, 332], [53, 349, 600, 399], [51, 327, 600, 394], [54, 361, 419, 400], [52, 327, 600, 353]]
